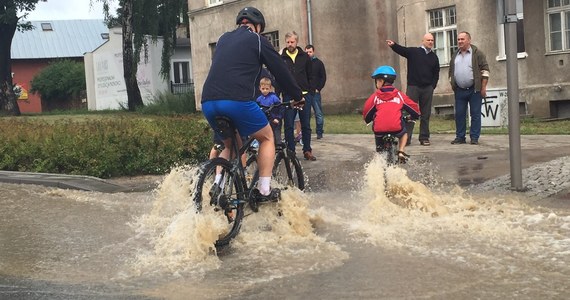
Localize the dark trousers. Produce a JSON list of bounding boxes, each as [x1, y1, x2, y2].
[[283, 93, 313, 153], [405, 85, 434, 142]]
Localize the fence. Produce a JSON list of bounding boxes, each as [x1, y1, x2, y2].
[[170, 81, 194, 95]]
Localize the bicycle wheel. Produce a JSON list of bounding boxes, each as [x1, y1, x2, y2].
[[273, 149, 305, 190], [194, 158, 245, 248]]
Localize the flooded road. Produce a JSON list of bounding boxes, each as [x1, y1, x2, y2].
[[1, 150, 569, 299]]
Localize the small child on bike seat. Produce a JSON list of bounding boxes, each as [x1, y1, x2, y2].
[[256, 77, 285, 145], [362, 65, 420, 161]]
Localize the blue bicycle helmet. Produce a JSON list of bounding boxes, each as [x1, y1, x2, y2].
[[371, 65, 397, 82]]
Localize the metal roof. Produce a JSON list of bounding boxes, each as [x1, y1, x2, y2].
[[11, 19, 109, 59]]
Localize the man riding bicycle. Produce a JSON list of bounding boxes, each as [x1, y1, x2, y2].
[[201, 7, 304, 202]]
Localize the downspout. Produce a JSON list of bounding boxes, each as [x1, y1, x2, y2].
[[306, 0, 313, 44]]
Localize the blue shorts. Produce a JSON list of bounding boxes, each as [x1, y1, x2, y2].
[[202, 100, 268, 139]]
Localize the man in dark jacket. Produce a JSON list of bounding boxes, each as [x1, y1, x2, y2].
[[387, 33, 439, 146], [201, 7, 303, 201], [305, 44, 327, 139], [281, 31, 316, 161]]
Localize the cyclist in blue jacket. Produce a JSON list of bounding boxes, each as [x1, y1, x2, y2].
[[201, 7, 304, 202]]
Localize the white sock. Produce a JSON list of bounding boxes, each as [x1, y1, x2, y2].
[[215, 174, 222, 184], [257, 177, 271, 196]]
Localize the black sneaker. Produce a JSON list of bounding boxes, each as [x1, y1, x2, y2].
[[252, 188, 281, 203], [451, 138, 466, 144], [470, 140, 479, 145]]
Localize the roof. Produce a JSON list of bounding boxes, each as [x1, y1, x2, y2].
[[11, 19, 109, 59]]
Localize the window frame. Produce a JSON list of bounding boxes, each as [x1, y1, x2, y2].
[[171, 60, 191, 84], [496, 0, 527, 60], [546, 0, 570, 53], [427, 6, 457, 66], [207, 0, 223, 7], [262, 31, 280, 51]]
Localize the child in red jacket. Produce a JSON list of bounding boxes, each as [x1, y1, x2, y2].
[[363, 65, 420, 161]]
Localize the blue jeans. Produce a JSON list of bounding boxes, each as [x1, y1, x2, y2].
[[284, 93, 313, 153], [311, 92, 324, 136], [454, 87, 482, 141]]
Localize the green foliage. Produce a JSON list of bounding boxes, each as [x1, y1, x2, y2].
[[0, 115, 212, 178], [30, 60, 86, 103], [137, 90, 196, 115]]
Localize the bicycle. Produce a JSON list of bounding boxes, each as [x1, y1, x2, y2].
[[375, 133, 403, 166], [245, 103, 305, 191], [193, 103, 305, 248]]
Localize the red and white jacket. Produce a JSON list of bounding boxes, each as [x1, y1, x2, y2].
[[362, 86, 420, 134]]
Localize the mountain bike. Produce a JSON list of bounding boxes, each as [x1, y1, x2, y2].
[[193, 103, 305, 248]]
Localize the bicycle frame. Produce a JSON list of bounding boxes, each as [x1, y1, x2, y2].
[[375, 134, 399, 165]]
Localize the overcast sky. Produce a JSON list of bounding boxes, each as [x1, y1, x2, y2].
[[25, 0, 118, 21]]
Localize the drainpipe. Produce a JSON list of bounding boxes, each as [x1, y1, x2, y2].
[[306, 0, 313, 44]]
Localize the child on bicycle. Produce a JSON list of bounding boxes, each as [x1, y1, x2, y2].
[[256, 77, 285, 145], [362, 65, 420, 161]]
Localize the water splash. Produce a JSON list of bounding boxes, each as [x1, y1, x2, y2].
[[350, 154, 570, 276], [128, 165, 347, 280]]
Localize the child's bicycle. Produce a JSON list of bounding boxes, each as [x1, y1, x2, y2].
[[193, 103, 305, 249], [375, 134, 405, 165]]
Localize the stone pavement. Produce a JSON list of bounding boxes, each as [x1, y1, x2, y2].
[[1, 134, 569, 205]]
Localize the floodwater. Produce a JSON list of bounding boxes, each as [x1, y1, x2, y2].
[[1, 156, 569, 299]]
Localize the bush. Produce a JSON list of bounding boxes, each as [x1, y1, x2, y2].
[[30, 60, 85, 106], [0, 115, 212, 178], [138, 90, 197, 115]]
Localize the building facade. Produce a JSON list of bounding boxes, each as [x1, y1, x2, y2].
[[188, 0, 570, 118], [11, 20, 109, 113]]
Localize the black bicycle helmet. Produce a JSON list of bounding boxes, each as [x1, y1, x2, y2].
[[236, 7, 266, 33]]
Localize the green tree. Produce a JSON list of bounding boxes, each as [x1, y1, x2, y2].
[[30, 59, 85, 107], [94, 0, 188, 111], [0, 0, 44, 116]]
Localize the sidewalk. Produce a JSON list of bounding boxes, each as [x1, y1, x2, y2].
[[1, 134, 569, 202]]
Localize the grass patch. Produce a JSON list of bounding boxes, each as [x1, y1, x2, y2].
[[319, 113, 570, 135]]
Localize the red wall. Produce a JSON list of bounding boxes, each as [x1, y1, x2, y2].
[[12, 58, 83, 114]]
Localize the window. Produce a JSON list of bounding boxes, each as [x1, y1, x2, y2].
[[547, 0, 570, 52], [496, 0, 526, 59], [172, 61, 190, 84], [41, 23, 53, 31], [207, 0, 222, 7], [262, 31, 280, 51], [209, 42, 217, 58], [428, 6, 457, 65]]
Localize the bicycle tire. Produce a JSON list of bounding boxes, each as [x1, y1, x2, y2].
[[194, 158, 245, 248], [273, 149, 305, 190]]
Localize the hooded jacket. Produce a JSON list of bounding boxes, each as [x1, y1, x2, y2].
[[363, 86, 420, 134]]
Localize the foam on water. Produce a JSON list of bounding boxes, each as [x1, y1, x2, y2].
[[348, 154, 570, 275]]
